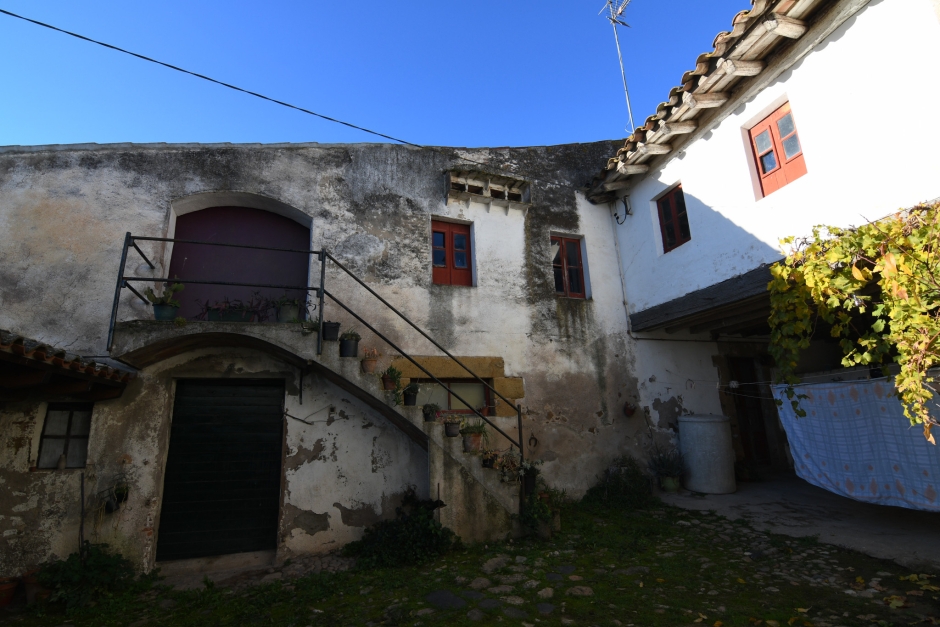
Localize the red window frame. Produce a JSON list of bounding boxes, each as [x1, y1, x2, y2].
[[551, 237, 586, 299], [749, 102, 807, 197], [656, 184, 691, 253], [431, 220, 472, 286]]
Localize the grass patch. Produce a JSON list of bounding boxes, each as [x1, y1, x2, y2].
[[10, 497, 937, 626]]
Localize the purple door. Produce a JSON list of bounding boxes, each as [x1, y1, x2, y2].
[[168, 207, 311, 320]]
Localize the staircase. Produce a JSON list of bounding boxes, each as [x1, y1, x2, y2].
[[108, 236, 526, 543]]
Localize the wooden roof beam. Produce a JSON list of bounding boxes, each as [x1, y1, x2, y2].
[[603, 180, 633, 192], [616, 163, 650, 176], [689, 309, 771, 334], [682, 91, 729, 109], [763, 13, 807, 39], [636, 143, 672, 156], [658, 121, 697, 136], [718, 58, 766, 76]]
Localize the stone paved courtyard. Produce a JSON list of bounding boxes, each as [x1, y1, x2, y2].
[[2, 498, 937, 626]]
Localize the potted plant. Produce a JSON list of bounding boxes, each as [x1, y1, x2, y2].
[[494, 448, 520, 482], [274, 294, 304, 322], [459, 420, 488, 453], [300, 318, 320, 336], [481, 449, 498, 469], [145, 282, 184, 321], [402, 381, 419, 406], [519, 458, 543, 496], [207, 298, 253, 322], [380, 365, 401, 392], [422, 403, 440, 422], [442, 415, 462, 437], [322, 320, 342, 341], [361, 348, 380, 374], [339, 329, 361, 357], [647, 443, 686, 493]]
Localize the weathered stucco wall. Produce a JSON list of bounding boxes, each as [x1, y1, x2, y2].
[[0, 137, 655, 570], [0, 346, 427, 575]]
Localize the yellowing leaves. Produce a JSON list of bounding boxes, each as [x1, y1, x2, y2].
[[768, 202, 940, 442]]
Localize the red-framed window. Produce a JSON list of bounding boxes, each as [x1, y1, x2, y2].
[[656, 184, 691, 253], [551, 237, 586, 299], [431, 220, 472, 286], [749, 102, 806, 197]]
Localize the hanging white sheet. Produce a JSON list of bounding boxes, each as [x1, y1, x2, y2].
[[771, 378, 940, 511]]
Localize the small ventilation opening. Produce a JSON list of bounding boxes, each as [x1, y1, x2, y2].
[[490, 189, 506, 200], [450, 181, 467, 192], [507, 191, 522, 202], [467, 185, 484, 195]]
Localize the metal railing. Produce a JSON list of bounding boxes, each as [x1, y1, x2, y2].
[[107, 232, 526, 513]]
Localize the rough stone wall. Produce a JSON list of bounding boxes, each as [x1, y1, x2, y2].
[[0, 139, 649, 540]]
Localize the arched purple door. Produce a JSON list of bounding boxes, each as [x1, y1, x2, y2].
[[168, 207, 311, 320]]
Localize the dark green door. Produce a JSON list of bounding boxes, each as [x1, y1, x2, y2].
[[156, 379, 284, 561]]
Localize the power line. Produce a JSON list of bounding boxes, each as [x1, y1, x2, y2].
[[0, 8, 578, 191]]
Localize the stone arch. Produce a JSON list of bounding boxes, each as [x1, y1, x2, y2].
[[164, 192, 313, 320]]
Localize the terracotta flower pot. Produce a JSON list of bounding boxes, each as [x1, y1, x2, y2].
[[23, 570, 50, 606], [381, 375, 396, 391], [361, 358, 378, 374], [0, 578, 18, 607], [462, 433, 483, 453]]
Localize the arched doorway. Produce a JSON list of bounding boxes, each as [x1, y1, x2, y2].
[[168, 206, 311, 320]]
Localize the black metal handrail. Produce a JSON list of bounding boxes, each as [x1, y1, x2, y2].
[[107, 233, 526, 513]]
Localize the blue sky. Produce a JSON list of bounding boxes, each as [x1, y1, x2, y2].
[[0, 1, 749, 148]]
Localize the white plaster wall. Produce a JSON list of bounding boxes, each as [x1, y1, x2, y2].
[[632, 336, 724, 426], [617, 0, 940, 314], [281, 372, 429, 556]]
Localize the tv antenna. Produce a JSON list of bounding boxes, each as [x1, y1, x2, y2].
[[599, 0, 636, 133]]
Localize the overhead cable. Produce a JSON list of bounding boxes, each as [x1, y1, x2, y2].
[[0, 8, 579, 191]]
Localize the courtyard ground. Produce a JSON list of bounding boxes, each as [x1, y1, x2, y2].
[[2, 493, 938, 626]]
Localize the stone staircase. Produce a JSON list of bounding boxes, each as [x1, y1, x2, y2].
[[111, 320, 522, 542]]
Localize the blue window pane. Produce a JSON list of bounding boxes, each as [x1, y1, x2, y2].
[[454, 251, 467, 268], [433, 250, 446, 266], [760, 150, 777, 173], [432, 232, 445, 248], [454, 234, 467, 251], [782, 134, 801, 160]]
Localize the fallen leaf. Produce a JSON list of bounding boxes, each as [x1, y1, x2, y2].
[[884, 595, 907, 609], [856, 576, 866, 584], [788, 618, 799, 625], [713, 622, 723, 627], [796, 608, 810, 613], [907, 590, 924, 596], [766, 621, 780, 627], [656, 578, 665, 583], [738, 578, 747, 584]]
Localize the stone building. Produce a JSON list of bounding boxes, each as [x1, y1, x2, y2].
[[0, 140, 651, 573]]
